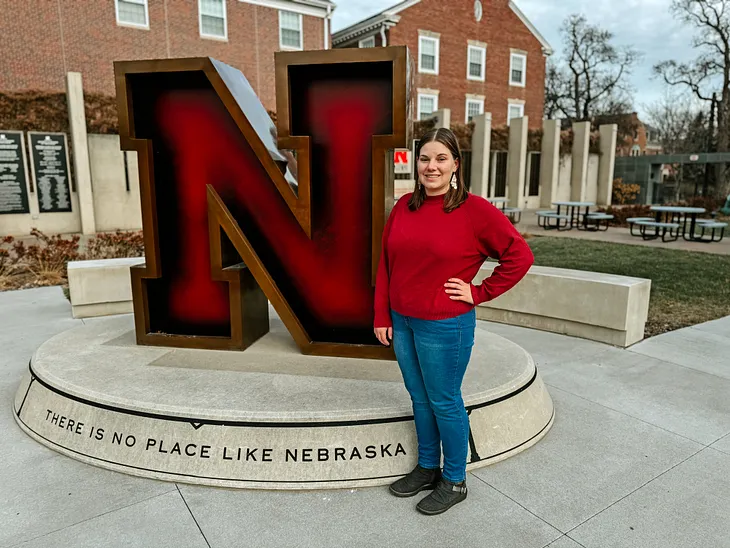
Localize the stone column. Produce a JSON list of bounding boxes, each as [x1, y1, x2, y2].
[[434, 108, 451, 129], [66, 71, 96, 235], [571, 121, 591, 202], [539, 119, 561, 208], [507, 116, 528, 209], [597, 124, 618, 206], [469, 112, 492, 198]]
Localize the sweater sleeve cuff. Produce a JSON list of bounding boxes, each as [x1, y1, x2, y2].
[[470, 283, 489, 306], [374, 309, 392, 329]]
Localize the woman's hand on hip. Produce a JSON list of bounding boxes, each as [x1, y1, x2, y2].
[[445, 278, 474, 304], [374, 327, 393, 346]]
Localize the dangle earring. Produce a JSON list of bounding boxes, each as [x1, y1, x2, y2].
[[450, 173, 457, 190]]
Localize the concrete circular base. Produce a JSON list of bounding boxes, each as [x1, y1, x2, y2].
[[14, 312, 554, 490]]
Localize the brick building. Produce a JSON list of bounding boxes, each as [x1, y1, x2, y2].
[[616, 113, 663, 157], [0, 0, 334, 112], [332, 0, 551, 128]]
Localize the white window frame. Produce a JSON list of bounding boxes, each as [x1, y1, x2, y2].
[[465, 98, 485, 123], [115, 0, 149, 29], [418, 36, 440, 75], [466, 45, 486, 82], [417, 93, 439, 121], [509, 53, 527, 87], [279, 10, 303, 50], [507, 103, 525, 125], [359, 36, 376, 48], [199, 0, 227, 40]]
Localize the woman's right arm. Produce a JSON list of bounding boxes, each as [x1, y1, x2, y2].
[[374, 198, 402, 335]]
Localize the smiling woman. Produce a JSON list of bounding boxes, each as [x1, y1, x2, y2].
[[373, 127, 535, 515]]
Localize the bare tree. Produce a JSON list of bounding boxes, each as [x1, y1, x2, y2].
[[654, 0, 730, 195], [545, 14, 640, 121], [644, 91, 706, 154]]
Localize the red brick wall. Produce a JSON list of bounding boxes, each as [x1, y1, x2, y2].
[[0, 0, 326, 113], [386, 0, 546, 128]]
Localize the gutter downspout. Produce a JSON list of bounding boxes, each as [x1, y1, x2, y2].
[[380, 24, 387, 47], [324, 4, 332, 49]]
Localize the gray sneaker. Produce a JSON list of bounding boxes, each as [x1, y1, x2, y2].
[[416, 478, 467, 515], [389, 465, 441, 497]]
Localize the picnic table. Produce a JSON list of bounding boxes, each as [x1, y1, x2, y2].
[[649, 206, 711, 242], [627, 206, 727, 243], [553, 201, 595, 229]]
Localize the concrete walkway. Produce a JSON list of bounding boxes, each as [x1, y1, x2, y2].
[[519, 210, 730, 255], [2, 287, 729, 548]]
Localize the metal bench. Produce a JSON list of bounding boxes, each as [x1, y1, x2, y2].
[[536, 211, 571, 231], [634, 220, 681, 242], [689, 221, 727, 243], [627, 217, 654, 237], [581, 212, 614, 232], [502, 206, 522, 224]]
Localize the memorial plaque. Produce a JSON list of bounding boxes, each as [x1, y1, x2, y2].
[[0, 131, 31, 215], [28, 132, 72, 213]]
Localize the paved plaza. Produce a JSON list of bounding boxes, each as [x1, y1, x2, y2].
[[2, 286, 729, 548]]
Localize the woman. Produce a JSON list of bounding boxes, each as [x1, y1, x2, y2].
[[374, 127, 534, 515]]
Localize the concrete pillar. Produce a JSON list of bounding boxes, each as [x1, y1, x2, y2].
[[507, 116, 528, 209], [597, 124, 618, 206], [434, 108, 451, 129], [66, 71, 96, 235], [469, 112, 492, 198], [571, 121, 591, 202], [539, 119, 561, 208]]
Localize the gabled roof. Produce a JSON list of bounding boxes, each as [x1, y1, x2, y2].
[[332, 0, 553, 55]]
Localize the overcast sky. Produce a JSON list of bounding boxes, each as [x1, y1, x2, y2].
[[331, 0, 703, 119]]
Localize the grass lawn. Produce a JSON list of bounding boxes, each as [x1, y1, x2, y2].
[[526, 236, 730, 337]]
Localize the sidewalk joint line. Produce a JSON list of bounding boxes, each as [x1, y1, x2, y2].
[[176, 484, 212, 548], [564, 446, 707, 535], [6, 489, 177, 548], [544, 384, 710, 447], [470, 473, 564, 535]]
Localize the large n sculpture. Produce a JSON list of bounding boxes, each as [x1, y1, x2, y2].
[[114, 48, 410, 359]]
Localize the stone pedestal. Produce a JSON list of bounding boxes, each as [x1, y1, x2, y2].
[[14, 310, 554, 490]]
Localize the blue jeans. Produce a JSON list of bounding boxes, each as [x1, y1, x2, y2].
[[391, 308, 476, 482]]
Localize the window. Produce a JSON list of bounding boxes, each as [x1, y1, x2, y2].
[[419, 36, 439, 74], [465, 98, 484, 123], [280, 10, 303, 50], [631, 145, 641, 157], [115, 0, 148, 28], [359, 36, 375, 48], [199, 0, 226, 39], [467, 45, 486, 81], [510, 53, 526, 86], [508, 103, 524, 125], [418, 93, 438, 120]]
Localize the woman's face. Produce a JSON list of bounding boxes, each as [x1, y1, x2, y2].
[[417, 141, 458, 196]]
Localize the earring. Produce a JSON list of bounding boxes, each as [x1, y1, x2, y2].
[[417, 181, 422, 189], [450, 173, 457, 190]]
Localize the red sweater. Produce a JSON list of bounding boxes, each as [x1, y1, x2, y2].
[[374, 192, 534, 328]]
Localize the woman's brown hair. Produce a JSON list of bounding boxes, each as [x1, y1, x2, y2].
[[408, 127, 469, 213]]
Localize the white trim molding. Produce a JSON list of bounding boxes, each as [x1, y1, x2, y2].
[[359, 36, 376, 48], [239, 0, 332, 18], [509, 52, 527, 87], [507, 99, 525, 125], [115, 0, 149, 29], [199, 0, 228, 41], [465, 97, 485, 123], [467, 44, 486, 82], [508, 0, 554, 55], [417, 92, 439, 121], [279, 10, 303, 50], [418, 33, 440, 75]]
